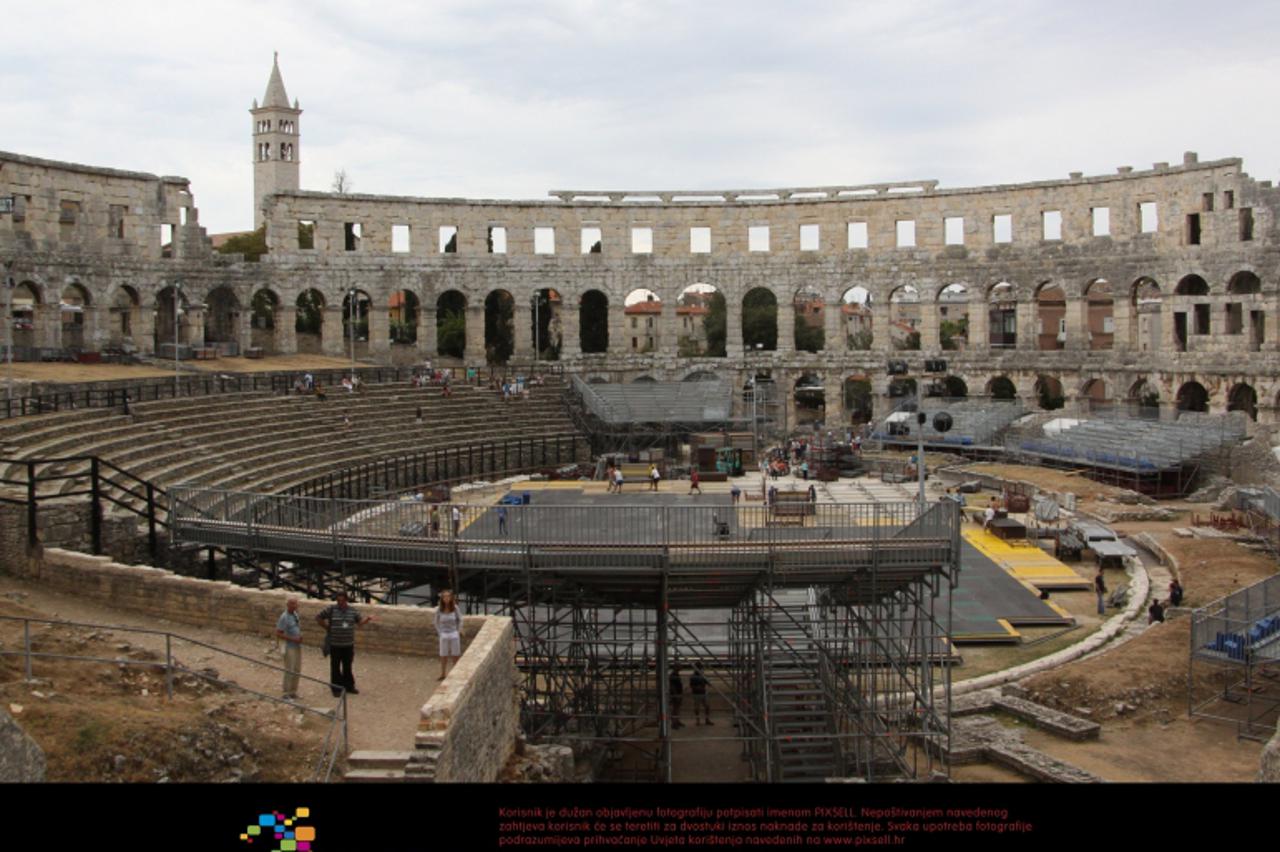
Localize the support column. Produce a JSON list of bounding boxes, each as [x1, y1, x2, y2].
[[236, 308, 253, 355], [823, 300, 844, 355], [135, 306, 155, 355], [1159, 303, 1176, 353], [823, 373, 845, 426], [727, 302, 744, 358], [465, 304, 486, 362], [419, 306, 437, 359], [1015, 300, 1035, 351], [512, 300, 533, 360], [871, 300, 891, 353], [83, 305, 105, 350], [186, 306, 206, 348], [33, 305, 57, 349], [969, 304, 988, 353], [918, 302, 939, 351], [776, 299, 795, 353], [662, 301, 680, 357], [561, 298, 581, 358], [607, 299, 626, 358], [1063, 296, 1085, 351], [1112, 298, 1131, 352], [368, 307, 390, 356], [1263, 309, 1279, 352], [277, 306, 297, 354], [321, 306, 345, 356]]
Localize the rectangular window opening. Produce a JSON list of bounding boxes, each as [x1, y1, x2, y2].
[[581, 227, 603, 254], [690, 227, 711, 254], [1202, 192, 1215, 212], [895, 220, 916, 248], [391, 224, 411, 253], [748, 226, 770, 252], [1139, 201, 1158, 233], [297, 220, 315, 250], [534, 227, 555, 255], [59, 199, 80, 225], [631, 227, 653, 254], [160, 223, 174, 258], [109, 205, 127, 239], [1226, 303, 1244, 335], [847, 222, 868, 250], [993, 214, 1012, 244], [344, 222, 361, 252], [488, 226, 507, 254], [1092, 207, 1110, 237], [944, 217, 964, 246], [1224, 190, 1235, 209], [1186, 214, 1201, 246], [799, 224, 820, 251], [1194, 303, 1211, 335], [179, 207, 188, 227], [1240, 208, 1254, 241], [439, 226, 458, 253], [1042, 211, 1062, 241]]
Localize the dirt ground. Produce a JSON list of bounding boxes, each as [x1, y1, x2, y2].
[[955, 462, 1139, 506], [0, 574, 440, 782], [2, 354, 358, 384]]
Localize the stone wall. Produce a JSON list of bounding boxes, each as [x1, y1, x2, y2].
[[408, 617, 519, 783], [0, 706, 45, 782], [11, 548, 482, 657]]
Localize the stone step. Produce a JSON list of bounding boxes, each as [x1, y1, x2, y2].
[[346, 750, 414, 770], [343, 768, 406, 783]]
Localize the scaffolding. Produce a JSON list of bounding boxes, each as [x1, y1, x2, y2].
[[170, 489, 960, 782], [1189, 573, 1280, 741]]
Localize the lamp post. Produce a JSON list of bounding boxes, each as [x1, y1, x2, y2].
[[173, 281, 183, 398], [348, 289, 357, 385], [4, 261, 14, 409], [533, 292, 539, 365]]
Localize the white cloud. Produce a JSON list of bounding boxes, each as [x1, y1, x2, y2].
[[4, 0, 1279, 233]]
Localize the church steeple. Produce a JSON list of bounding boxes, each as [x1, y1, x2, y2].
[[250, 52, 301, 229]]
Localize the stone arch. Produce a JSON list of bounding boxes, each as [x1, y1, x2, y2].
[[793, 284, 825, 353], [1176, 381, 1209, 413], [579, 289, 609, 354], [1130, 276, 1162, 351], [841, 285, 873, 350], [925, 375, 967, 399], [249, 289, 280, 353], [888, 377, 917, 399], [937, 284, 969, 351], [888, 284, 920, 351], [1175, 274, 1210, 296], [624, 288, 661, 354], [677, 283, 724, 358], [1227, 270, 1261, 295], [794, 371, 825, 426], [742, 287, 778, 352], [484, 289, 515, 364], [988, 281, 1017, 348], [1033, 281, 1066, 350], [1084, 279, 1114, 350], [341, 289, 373, 359], [295, 289, 326, 354], [1080, 377, 1109, 412], [987, 375, 1017, 400], [154, 284, 193, 351], [532, 288, 559, 360], [435, 290, 467, 358], [843, 373, 873, 424], [109, 285, 141, 345], [1228, 383, 1258, 421], [683, 370, 719, 382], [390, 290, 419, 345], [632, 374, 657, 383], [204, 285, 241, 346], [1034, 374, 1065, 410], [59, 281, 92, 349]]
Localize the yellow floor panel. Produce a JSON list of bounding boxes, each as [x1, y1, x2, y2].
[[963, 528, 1092, 591]]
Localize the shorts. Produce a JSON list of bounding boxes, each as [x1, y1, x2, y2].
[[439, 634, 461, 657]]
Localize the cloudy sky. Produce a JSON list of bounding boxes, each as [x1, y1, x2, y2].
[[7, 0, 1280, 234]]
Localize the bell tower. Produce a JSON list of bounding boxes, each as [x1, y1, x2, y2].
[[250, 52, 301, 229]]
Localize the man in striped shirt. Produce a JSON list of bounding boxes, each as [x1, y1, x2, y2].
[[317, 592, 375, 698]]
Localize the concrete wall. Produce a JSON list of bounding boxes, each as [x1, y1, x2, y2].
[[409, 617, 519, 783]]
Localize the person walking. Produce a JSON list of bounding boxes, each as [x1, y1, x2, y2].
[[689, 467, 702, 495], [275, 597, 303, 699], [650, 463, 660, 492], [1094, 568, 1107, 617], [690, 662, 712, 725], [497, 505, 509, 535], [317, 592, 374, 697], [436, 589, 463, 680], [430, 504, 440, 537], [451, 504, 461, 537], [614, 466, 625, 493], [605, 464, 616, 494]]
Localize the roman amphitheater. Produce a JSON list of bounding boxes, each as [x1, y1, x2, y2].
[[1, 58, 1278, 787]]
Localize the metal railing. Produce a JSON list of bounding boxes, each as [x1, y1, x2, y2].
[[0, 614, 347, 781]]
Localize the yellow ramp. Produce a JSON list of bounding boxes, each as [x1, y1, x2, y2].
[[964, 529, 1091, 591]]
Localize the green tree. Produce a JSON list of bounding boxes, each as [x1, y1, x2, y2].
[[251, 290, 277, 330], [437, 310, 465, 358], [847, 329, 873, 350], [216, 226, 267, 262], [844, 378, 873, 423], [794, 313, 824, 353], [295, 290, 323, 335], [939, 317, 968, 351], [702, 291, 727, 357], [297, 221, 315, 250], [742, 290, 777, 350], [485, 292, 514, 364], [894, 330, 921, 351]]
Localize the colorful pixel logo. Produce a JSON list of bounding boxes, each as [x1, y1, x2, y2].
[[239, 808, 316, 851]]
